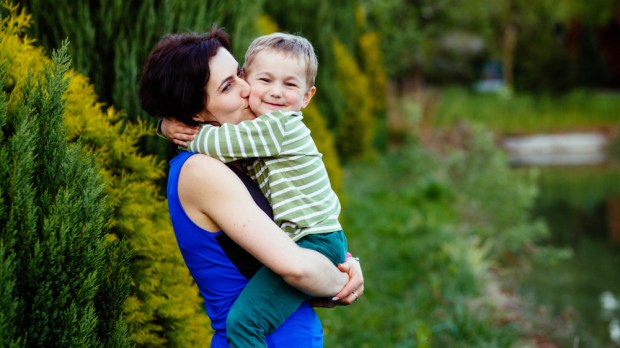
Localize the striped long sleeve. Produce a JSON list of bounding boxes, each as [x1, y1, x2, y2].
[[185, 110, 342, 241], [187, 111, 292, 163]]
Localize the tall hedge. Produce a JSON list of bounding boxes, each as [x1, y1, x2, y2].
[[21, 0, 263, 158], [0, 4, 212, 346], [0, 5, 130, 346]]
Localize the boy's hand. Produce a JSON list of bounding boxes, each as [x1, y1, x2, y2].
[[161, 117, 199, 147]]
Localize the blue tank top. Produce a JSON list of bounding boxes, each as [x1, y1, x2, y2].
[[167, 151, 323, 347]]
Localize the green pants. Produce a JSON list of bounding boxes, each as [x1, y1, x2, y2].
[[226, 231, 347, 348]]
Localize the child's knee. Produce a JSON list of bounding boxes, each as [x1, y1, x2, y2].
[[226, 305, 245, 330]]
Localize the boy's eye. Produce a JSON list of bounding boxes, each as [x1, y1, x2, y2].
[[259, 78, 271, 83], [286, 83, 298, 87]]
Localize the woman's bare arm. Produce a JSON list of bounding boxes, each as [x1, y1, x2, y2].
[[180, 154, 349, 297]]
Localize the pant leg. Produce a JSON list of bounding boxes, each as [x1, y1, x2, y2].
[[226, 266, 310, 348], [226, 231, 347, 348], [297, 231, 347, 265]]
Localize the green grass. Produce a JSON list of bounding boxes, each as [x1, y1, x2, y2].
[[432, 87, 620, 134], [318, 134, 538, 347]]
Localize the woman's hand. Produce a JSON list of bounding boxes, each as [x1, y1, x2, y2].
[[161, 117, 199, 147], [310, 256, 364, 308]]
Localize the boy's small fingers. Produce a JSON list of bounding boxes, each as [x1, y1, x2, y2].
[[180, 134, 195, 141]]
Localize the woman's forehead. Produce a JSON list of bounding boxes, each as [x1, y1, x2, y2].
[[209, 48, 238, 76]]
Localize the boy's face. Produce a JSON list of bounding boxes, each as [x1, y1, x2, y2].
[[244, 50, 316, 116]]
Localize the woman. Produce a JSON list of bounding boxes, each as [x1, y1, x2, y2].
[[139, 27, 363, 347]]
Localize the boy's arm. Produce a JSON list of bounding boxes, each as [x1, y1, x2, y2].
[[186, 111, 295, 163]]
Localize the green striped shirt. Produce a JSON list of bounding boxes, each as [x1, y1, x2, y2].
[[186, 110, 342, 241]]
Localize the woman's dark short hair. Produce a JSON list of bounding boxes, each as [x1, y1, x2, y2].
[[139, 25, 232, 125]]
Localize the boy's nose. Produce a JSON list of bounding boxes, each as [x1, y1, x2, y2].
[[269, 84, 283, 97]]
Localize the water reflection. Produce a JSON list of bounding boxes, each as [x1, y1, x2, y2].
[[518, 165, 620, 347], [502, 132, 608, 166], [601, 291, 619, 312], [610, 319, 620, 344], [601, 291, 620, 344]]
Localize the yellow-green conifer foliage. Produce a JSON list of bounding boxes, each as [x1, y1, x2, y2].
[[333, 39, 375, 160], [0, 3, 212, 346], [358, 31, 387, 117], [256, 14, 279, 37]]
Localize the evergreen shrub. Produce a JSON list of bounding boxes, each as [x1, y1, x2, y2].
[[0, 7, 130, 347], [0, 4, 212, 346], [333, 39, 375, 160]]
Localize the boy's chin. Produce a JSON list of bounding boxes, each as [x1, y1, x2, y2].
[[257, 107, 285, 115]]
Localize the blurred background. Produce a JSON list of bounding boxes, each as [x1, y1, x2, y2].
[[2, 0, 620, 347]]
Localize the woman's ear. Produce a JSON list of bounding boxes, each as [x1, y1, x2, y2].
[[301, 86, 317, 108]]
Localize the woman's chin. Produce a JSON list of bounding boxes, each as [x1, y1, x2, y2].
[[242, 108, 257, 120]]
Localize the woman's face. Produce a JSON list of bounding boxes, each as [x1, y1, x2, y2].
[[194, 47, 256, 125]]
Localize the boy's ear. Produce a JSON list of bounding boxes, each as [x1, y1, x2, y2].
[[301, 86, 317, 109]]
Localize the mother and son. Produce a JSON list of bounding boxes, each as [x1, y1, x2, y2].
[[139, 25, 365, 348]]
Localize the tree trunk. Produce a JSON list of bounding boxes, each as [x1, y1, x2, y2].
[[608, 196, 620, 245], [502, 22, 517, 89]]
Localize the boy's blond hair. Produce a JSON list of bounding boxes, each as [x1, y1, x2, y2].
[[243, 32, 318, 89]]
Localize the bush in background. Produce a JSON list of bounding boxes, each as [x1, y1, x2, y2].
[[319, 123, 546, 346], [0, 7, 129, 346], [0, 5, 212, 346]]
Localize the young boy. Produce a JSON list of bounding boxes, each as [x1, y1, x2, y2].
[[166, 33, 349, 348]]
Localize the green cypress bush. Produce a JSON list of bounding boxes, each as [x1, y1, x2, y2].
[[1, 4, 212, 346], [0, 34, 131, 347]]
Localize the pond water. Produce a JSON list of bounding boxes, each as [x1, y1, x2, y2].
[[516, 165, 620, 347], [521, 236, 620, 347], [502, 132, 608, 166], [502, 132, 620, 346]]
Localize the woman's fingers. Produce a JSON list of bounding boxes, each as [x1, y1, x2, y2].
[[331, 258, 364, 305]]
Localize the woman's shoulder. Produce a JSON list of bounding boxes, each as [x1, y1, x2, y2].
[[180, 154, 248, 201], [182, 153, 232, 176]]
